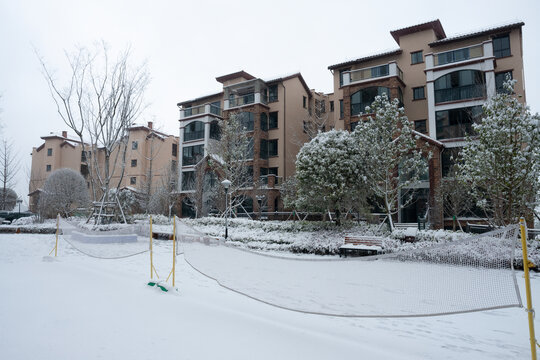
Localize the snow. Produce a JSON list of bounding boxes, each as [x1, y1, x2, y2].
[[0, 232, 537, 359]]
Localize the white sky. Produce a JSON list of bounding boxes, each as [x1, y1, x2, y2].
[[1, 0, 539, 207]]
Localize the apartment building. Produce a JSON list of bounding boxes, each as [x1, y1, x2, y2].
[[29, 123, 179, 212], [177, 71, 317, 217], [327, 19, 525, 227]]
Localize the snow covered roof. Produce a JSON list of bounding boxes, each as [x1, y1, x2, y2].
[[41, 132, 82, 143], [429, 21, 524, 47], [390, 19, 446, 45], [177, 91, 224, 107], [328, 49, 403, 70], [412, 130, 444, 148]]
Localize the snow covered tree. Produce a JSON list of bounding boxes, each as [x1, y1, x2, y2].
[[353, 93, 429, 230], [295, 130, 368, 225], [0, 188, 17, 211], [207, 112, 254, 215], [39, 168, 90, 218], [302, 96, 334, 140], [459, 78, 540, 226], [0, 139, 19, 210], [435, 166, 475, 231]]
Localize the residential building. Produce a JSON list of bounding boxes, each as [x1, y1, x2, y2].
[[177, 71, 318, 217], [28, 123, 179, 212], [328, 19, 525, 228]]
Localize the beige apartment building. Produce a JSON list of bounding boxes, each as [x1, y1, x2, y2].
[[327, 19, 526, 228], [28, 123, 179, 212], [177, 20, 526, 228]]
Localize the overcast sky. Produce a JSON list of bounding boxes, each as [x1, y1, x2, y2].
[[1, 0, 539, 207]]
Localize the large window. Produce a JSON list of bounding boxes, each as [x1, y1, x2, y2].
[[436, 106, 483, 140], [493, 34, 510, 58], [172, 143, 178, 157], [182, 171, 195, 191], [269, 112, 278, 129], [495, 71, 513, 94], [339, 68, 350, 87], [413, 86, 425, 100], [434, 70, 485, 104], [411, 50, 423, 64], [414, 120, 427, 134], [182, 144, 204, 166], [350, 87, 390, 115], [268, 85, 278, 102], [210, 121, 220, 140], [184, 121, 205, 141], [237, 112, 254, 131], [268, 139, 278, 157]]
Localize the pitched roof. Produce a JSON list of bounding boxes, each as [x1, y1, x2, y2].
[[429, 21, 524, 47], [177, 91, 223, 107], [215, 70, 255, 84], [328, 49, 402, 70], [265, 73, 312, 96], [390, 19, 446, 45]]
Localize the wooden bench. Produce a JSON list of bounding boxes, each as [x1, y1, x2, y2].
[[339, 236, 384, 257]]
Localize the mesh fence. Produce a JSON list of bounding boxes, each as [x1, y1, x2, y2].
[[58, 217, 151, 259], [175, 217, 523, 318]]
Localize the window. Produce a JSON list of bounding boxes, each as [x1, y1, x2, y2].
[[184, 121, 205, 141], [260, 112, 268, 131], [339, 100, 344, 119], [330, 101, 334, 112], [411, 50, 423, 64], [339, 68, 350, 87], [269, 112, 278, 129], [172, 143, 178, 157], [350, 87, 390, 115], [81, 151, 87, 162], [495, 71, 513, 94], [370, 65, 389, 78], [210, 101, 221, 116], [350, 121, 359, 131], [237, 112, 254, 131], [130, 177, 136, 185], [132, 141, 138, 150], [131, 159, 137, 167], [268, 139, 278, 157], [47, 148, 52, 156], [413, 86, 425, 100], [182, 171, 195, 191], [182, 144, 204, 166], [303, 96, 307, 108], [268, 167, 278, 176], [493, 34, 510, 58], [210, 121, 221, 140], [260, 139, 268, 159], [414, 120, 427, 134], [436, 106, 483, 140], [434, 70, 485, 104], [46, 164, 51, 172], [260, 167, 268, 176], [268, 85, 278, 102]]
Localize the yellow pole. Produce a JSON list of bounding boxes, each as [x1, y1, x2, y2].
[[520, 217, 537, 360], [55, 214, 59, 257], [150, 216, 153, 279], [172, 216, 176, 287]]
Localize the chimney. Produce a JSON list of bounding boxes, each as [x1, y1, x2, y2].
[[148, 121, 153, 129], [62, 131, 68, 138]]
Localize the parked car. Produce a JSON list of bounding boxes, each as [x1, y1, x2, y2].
[[0, 211, 34, 224]]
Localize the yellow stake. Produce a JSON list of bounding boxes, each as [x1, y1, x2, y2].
[[172, 216, 176, 287], [55, 214, 59, 257], [520, 217, 537, 360], [150, 216, 154, 279]]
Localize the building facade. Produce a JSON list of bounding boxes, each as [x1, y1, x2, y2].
[[29, 123, 179, 212]]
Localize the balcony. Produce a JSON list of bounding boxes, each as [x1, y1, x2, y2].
[[180, 104, 222, 120], [433, 44, 484, 67], [259, 174, 282, 188], [435, 84, 486, 104], [225, 92, 268, 109], [341, 62, 403, 87]]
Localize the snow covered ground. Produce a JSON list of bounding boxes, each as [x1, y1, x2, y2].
[[0, 233, 537, 359]]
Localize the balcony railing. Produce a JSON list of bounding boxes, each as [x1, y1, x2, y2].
[[180, 104, 222, 119], [434, 84, 486, 104], [226, 92, 268, 109], [343, 63, 403, 86], [434, 44, 484, 66], [259, 175, 282, 187]]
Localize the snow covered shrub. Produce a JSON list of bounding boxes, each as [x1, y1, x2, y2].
[[295, 130, 368, 225], [39, 168, 90, 218], [0, 188, 17, 211], [459, 78, 540, 226]]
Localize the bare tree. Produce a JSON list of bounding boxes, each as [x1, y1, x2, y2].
[[302, 96, 334, 140], [435, 166, 475, 231], [0, 139, 19, 210], [39, 168, 90, 218], [38, 43, 149, 221], [148, 161, 179, 217], [207, 112, 254, 216], [137, 130, 166, 212]]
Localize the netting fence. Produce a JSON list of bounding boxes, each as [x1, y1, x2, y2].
[[175, 216, 523, 318]]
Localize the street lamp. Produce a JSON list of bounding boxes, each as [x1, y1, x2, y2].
[[221, 179, 231, 239], [256, 195, 265, 220], [16, 199, 22, 214]]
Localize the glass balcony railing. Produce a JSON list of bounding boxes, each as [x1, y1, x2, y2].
[[183, 104, 205, 117], [228, 92, 268, 108], [209, 104, 222, 116], [259, 175, 282, 187], [434, 84, 486, 104], [345, 63, 403, 85], [434, 44, 484, 66], [181, 104, 222, 119]]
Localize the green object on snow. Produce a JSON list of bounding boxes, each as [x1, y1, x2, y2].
[[157, 284, 168, 292], [147, 281, 157, 287]]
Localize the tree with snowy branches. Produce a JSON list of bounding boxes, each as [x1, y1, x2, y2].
[[353, 93, 429, 230], [39, 168, 90, 218], [459, 78, 540, 226], [295, 130, 368, 225]]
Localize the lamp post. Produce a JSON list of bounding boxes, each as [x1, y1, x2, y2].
[[256, 195, 265, 220], [16, 199, 22, 214], [221, 179, 231, 239]]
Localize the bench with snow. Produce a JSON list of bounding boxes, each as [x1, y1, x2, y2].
[[339, 236, 383, 257], [393, 223, 418, 242]]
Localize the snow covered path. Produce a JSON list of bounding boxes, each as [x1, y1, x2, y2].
[[0, 234, 535, 359]]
